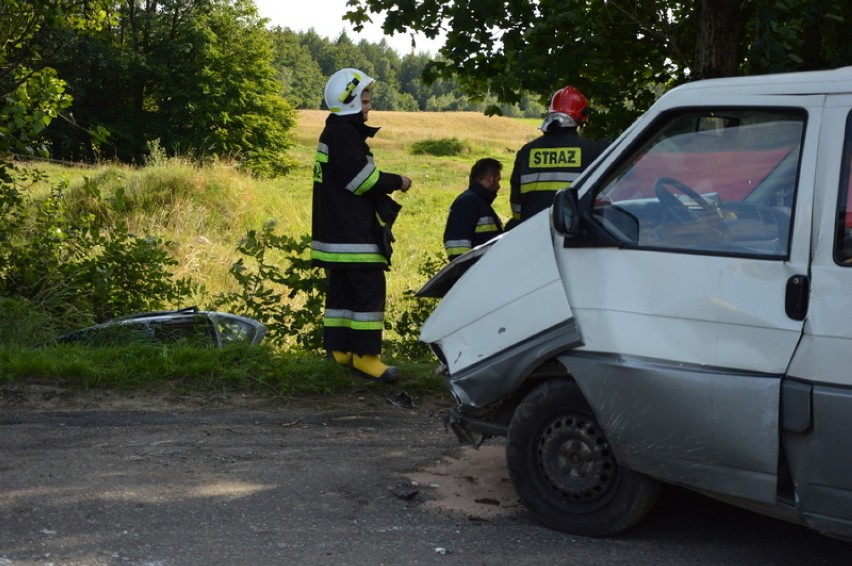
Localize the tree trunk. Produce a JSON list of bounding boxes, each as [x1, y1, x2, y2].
[[693, 0, 741, 79]]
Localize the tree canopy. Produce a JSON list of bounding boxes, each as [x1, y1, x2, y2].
[[345, 0, 852, 137], [39, 0, 297, 177], [5, 1, 850, 170], [4, 1, 543, 173], [0, 0, 113, 159]]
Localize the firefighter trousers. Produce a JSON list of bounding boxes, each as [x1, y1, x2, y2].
[[323, 268, 386, 356]]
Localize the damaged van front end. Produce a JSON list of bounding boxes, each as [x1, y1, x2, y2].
[[419, 211, 582, 445], [417, 67, 852, 540]]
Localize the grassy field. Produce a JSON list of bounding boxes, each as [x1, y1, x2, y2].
[[33, 110, 540, 307], [6, 111, 541, 395], [275, 110, 537, 300]]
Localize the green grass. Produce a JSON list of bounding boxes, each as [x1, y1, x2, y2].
[[1, 343, 448, 397], [7, 110, 540, 397]]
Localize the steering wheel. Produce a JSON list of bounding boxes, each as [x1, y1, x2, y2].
[[654, 176, 715, 221], [653, 176, 730, 245]]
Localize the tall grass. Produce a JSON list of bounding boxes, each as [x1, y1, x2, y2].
[[288, 110, 538, 301], [33, 110, 539, 308]]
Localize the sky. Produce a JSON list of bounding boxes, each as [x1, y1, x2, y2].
[[253, 0, 444, 55]]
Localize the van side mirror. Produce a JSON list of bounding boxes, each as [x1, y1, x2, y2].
[[552, 189, 581, 237]]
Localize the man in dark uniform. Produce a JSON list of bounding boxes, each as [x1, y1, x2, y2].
[[311, 68, 412, 383], [443, 158, 504, 261], [509, 86, 609, 225]]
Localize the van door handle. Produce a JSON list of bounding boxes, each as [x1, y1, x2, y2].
[[785, 274, 809, 321]]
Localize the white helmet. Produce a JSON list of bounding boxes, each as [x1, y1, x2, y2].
[[324, 68, 375, 116]]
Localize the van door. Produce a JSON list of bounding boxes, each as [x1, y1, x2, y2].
[[782, 97, 852, 531], [557, 99, 822, 503]]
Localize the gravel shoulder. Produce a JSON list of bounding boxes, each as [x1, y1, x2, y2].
[[0, 382, 528, 565], [3, 382, 849, 565], [1, 380, 522, 522]]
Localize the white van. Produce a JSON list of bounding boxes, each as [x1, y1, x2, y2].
[[418, 67, 852, 539]]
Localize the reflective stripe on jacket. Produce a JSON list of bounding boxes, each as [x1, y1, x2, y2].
[[443, 181, 504, 261]]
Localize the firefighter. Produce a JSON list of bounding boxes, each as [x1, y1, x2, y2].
[[443, 158, 504, 261], [311, 68, 412, 383], [509, 86, 609, 225]]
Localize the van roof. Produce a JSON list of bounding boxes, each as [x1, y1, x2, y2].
[[664, 66, 852, 98]]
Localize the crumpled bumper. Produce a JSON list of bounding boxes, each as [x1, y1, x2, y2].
[[444, 406, 509, 447]]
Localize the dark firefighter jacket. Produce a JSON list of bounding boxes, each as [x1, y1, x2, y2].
[[311, 113, 404, 270], [509, 127, 609, 224], [443, 181, 504, 261]]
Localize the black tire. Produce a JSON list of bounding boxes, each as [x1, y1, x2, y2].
[[506, 379, 660, 536]]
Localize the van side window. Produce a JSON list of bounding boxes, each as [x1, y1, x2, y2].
[[835, 112, 852, 265], [592, 109, 804, 258]]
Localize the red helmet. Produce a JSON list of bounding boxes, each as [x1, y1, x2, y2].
[[548, 86, 590, 125]]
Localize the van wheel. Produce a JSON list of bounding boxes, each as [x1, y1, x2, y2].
[[506, 379, 660, 536]]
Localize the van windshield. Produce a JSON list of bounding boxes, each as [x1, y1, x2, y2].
[[592, 109, 805, 257]]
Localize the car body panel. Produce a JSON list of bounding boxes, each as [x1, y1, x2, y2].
[[777, 93, 852, 536], [561, 352, 780, 503], [420, 212, 575, 380], [788, 94, 852, 385], [783, 382, 852, 532], [557, 246, 807, 373]]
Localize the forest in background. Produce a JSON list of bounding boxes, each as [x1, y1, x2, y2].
[[5, 1, 849, 180], [9, 1, 543, 178], [272, 27, 545, 117]]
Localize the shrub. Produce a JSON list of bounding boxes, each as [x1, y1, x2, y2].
[[409, 138, 470, 157], [0, 166, 195, 330], [0, 296, 87, 346], [213, 222, 324, 352], [384, 253, 442, 360]]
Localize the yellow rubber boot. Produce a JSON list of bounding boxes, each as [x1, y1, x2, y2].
[[353, 354, 400, 383], [328, 351, 352, 365]]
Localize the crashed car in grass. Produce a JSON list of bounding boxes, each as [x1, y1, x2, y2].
[[55, 307, 267, 347], [418, 67, 852, 540]]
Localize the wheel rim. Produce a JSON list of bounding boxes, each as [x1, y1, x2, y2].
[[535, 412, 618, 508]]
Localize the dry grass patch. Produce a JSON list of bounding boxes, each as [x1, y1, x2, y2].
[[21, 111, 543, 312]]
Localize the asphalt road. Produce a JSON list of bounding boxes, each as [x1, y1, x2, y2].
[[1, 384, 849, 565]]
